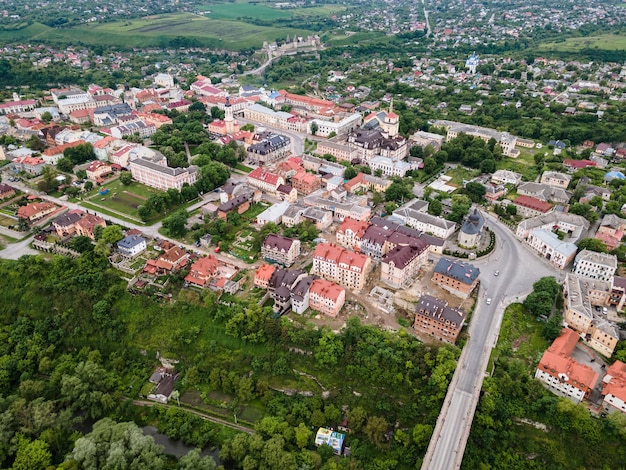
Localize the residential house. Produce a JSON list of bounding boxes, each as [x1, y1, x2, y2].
[[117, 235, 147, 257], [414, 295, 467, 344], [75, 214, 106, 239], [308, 279, 346, 317], [155, 245, 189, 274], [85, 160, 113, 181], [17, 202, 57, 222], [247, 167, 284, 194], [400, 210, 456, 239], [541, 171, 572, 189], [52, 211, 83, 237], [0, 184, 16, 199], [491, 170, 522, 186], [277, 184, 297, 203], [184, 255, 220, 287], [261, 234, 301, 267], [602, 361, 626, 414], [344, 172, 392, 193], [336, 218, 370, 250], [301, 207, 333, 230], [281, 204, 306, 228], [12, 156, 46, 175], [595, 214, 626, 250], [432, 257, 480, 298], [564, 159, 596, 171], [290, 276, 316, 314], [217, 195, 250, 220], [573, 250, 618, 282], [381, 240, 429, 289], [254, 263, 276, 289], [42, 140, 87, 165], [535, 327, 599, 404], [311, 243, 371, 291]]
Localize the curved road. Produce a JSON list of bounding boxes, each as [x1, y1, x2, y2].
[[422, 212, 558, 470]]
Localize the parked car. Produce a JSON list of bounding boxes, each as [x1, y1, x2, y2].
[[486, 298, 492, 305]]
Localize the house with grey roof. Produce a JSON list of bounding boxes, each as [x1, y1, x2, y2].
[[117, 235, 147, 257], [432, 258, 480, 298]]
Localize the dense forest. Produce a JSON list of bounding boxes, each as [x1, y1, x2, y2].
[[0, 253, 460, 469]]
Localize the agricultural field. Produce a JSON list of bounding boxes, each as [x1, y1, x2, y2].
[[0, 12, 316, 50], [198, 1, 346, 20], [537, 33, 626, 52]]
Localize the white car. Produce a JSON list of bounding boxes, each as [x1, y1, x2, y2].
[[494, 270, 499, 276], [486, 298, 492, 305]]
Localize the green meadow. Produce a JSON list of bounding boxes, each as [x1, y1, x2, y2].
[[537, 33, 626, 52]]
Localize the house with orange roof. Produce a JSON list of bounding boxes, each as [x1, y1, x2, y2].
[[336, 218, 370, 249], [85, 160, 113, 182], [308, 279, 346, 317], [69, 108, 93, 124], [184, 255, 220, 287], [12, 156, 46, 175], [291, 171, 321, 195], [535, 327, 599, 404], [311, 243, 371, 290], [42, 140, 87, 165], [254, 263, 277, 289], [92, 136, 124, 161], [247, 167, 284, 194], [75, 214, 106, 239], [602, 361, 626, 414], [17, 202, 57, 222], [155, 246, 189, 274]]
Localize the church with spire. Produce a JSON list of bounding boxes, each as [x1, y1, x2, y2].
[[361, 100, 400, 138], [207, 96, 241, 137]]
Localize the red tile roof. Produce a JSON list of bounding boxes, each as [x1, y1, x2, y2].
[[514, 195, 553, 213], [564, 159, 596, 169], [255, 263, 276, 283], [43, 139, 86, 156], [17, 202, 56, 219], [309, 278, 345, 302], [248, 167, 280, 186], [603, 360, 626, 403]]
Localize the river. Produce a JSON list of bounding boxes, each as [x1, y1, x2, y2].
[[141, 426, 222, 463]]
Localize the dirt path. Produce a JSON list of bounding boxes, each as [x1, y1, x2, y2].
[[132, 399, 255, 434]]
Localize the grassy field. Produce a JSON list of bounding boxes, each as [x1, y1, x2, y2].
[[537, 33, 626, 52], [0, 13, 315, 50], [199, 3, 292, 20], [82, 179, 158, 220]]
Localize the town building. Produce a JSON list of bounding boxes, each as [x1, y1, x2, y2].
[[315, 141, 358, 162], [517, 182, 572, 205], [432, 120, 519, 158], [52, 211, 83, 237], [129, 155, 197, 191], [256, 201, 290, 226], [343, 172, 392, 193], [247, 134, 291, 164], [381, 240, 429, 289], [247, 167, 284, 194], [602, 361, 626, 414], [308, 279, 346, 317], [85, 160, 113, 182], [155, 245, 189, 274], [516, 212, 589, 242], [261, 234, 301, 267], [535, 327, 599, 404], [414, 295, 467, 344], [563, 273, 620, 357], [458, 209, 485, 248], [595, 214, 626, 251], [311, 243, 371, 291], [513, 195, 554, 217], [432, 258, 480, 298], [217, 194, 251, 221], [573, 250, 618, 282], [525, 229, 578, 270], [291, 171, 321, 195]]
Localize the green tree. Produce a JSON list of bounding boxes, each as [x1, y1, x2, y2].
[[40, 111, 53, 123], [506, 204, 517, 216], [428, 199, 442, 216], [464, 182, 486, 203], [365, 416, 388, 448], [348, 406, 367, 433], [119, 171, 132, 186], [577, 238, 608, 253], [101, 225, 124, 244], [294, 423, 312, 449], [178, 449, 216, 470], [162, 210, 188, 238], [12, 437, 52, 470], [315, 329, 343, 367]]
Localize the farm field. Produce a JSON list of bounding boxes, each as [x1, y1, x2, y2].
[[537, 33, 626, 52], [198, 1, 345, 19], [0, 13, 315, 50]]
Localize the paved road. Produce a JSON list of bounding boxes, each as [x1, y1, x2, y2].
[[0, 177, 252, 269], [241, 50, 275, 77], [422, 212, 558, 470]]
